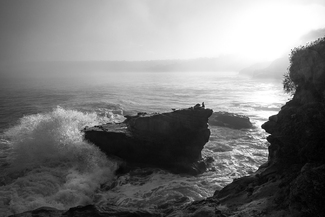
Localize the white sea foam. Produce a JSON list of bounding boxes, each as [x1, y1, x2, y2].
[[0, 107, 118, 216]]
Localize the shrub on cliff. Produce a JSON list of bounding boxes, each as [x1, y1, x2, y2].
[[283, 36, 325, 97], [283, 71, 297, 95]]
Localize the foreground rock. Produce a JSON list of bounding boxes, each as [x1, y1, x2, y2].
[[209, 111, 253, 129], [83, 104, 213, 175]]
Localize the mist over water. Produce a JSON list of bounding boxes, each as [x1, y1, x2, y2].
[[0, 70, 288, 216]]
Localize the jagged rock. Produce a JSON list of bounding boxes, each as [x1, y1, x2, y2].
[[289, 164, 325, 215], [208, 111, 253, 129], [261, 115, 278, 134], [83, 105, 213, 175], [193, 37, 325, 216]]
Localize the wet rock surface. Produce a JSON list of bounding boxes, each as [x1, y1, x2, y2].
[[83, 104, 213, 175]]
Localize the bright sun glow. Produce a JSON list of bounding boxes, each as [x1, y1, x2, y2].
[[223, 3, 325, 61]]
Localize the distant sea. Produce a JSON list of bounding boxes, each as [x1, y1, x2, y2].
[[0, 70, 288, 216]]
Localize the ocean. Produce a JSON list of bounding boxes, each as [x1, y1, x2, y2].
[[0, 70, 288, 216]]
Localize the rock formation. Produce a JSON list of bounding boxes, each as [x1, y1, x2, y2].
[[178, 36, 325, 217], [83, 104, 213, 175], [209, 111, 253, 129]]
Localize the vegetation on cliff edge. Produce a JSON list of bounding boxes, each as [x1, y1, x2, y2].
[[283, 36, 325, 96]]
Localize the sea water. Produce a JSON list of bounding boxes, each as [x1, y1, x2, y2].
[[0, 71, 288, 216]]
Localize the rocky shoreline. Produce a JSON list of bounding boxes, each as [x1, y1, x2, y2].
[[10, 37, 325, 217], [175, 36, 325, 217]]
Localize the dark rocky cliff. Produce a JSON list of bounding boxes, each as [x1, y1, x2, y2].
[[181, 36, 325, 217]]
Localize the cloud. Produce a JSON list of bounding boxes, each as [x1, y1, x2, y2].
[[1, 0, 325, 63]]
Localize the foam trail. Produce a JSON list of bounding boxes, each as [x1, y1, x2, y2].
[[0, 107, 118, 216]]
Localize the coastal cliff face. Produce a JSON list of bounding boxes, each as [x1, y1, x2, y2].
[[265, 38, 325, 168], [169, 37, 325, 217], [202, 37, 325, 217], [261, 37, 325, 216]]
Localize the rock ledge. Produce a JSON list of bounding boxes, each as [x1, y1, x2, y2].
[[83, 104, 213, 175]]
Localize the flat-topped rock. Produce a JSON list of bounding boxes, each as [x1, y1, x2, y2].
[[83, 104, 213, 175]]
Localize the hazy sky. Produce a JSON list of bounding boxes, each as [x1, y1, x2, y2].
[[1, 0, 325, 63]]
